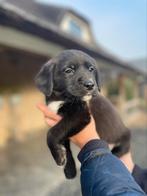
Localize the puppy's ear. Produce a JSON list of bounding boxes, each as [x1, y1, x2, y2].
[[35, 60, 54, 96], [95, 67, 101, 92]]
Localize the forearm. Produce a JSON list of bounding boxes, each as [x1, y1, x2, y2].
[[78, 139, 145, 196], [37, 104, 145, 195]]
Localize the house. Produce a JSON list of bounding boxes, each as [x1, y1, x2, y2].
[[0, 0, 146, 146]]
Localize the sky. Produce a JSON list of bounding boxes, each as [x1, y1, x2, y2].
[[37, 0, 147, 61]]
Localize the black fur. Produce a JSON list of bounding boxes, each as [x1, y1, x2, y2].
[[90, 95, 131, 158], [35, 49, 131, 179]]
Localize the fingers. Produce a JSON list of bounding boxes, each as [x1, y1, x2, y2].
[[36, 103, 62, 121], [45, 117, 57, 127]]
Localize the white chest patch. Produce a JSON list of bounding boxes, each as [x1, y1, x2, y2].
[[48, 101, 64, 113], [82, 95, 92, 106], [83, 95, 92, 102]]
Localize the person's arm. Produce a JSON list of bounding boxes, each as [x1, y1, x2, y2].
[[78, 139, 145, 196], [37, 103, 145, 196]]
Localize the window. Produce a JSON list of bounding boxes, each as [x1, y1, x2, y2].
[[68, 20, 83, 38]]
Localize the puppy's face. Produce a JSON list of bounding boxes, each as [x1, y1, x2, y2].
[[35, 50, 101, 99]]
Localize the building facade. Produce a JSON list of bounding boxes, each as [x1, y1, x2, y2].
[[0, 0, 146, 146]]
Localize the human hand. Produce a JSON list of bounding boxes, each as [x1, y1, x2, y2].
[[37, 103, 100, 149]]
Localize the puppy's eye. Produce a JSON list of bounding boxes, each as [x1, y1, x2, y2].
[[89, 66, 94, 72], [64, 68, 74, 74], [70, 64, 75, 69]]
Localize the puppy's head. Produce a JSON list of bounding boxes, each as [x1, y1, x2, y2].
[[35, 50, 101, 99]]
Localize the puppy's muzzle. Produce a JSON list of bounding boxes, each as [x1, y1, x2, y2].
[[83, 80, 95, 91]]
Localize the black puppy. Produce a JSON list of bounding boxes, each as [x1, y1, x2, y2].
[[35, 50, 100, 178], [35, 50, 130, 179]]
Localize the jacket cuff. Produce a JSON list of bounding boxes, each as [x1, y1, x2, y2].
[[78, 139, 110, 163]]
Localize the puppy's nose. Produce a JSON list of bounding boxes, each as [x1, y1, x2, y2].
[[84, 80, 94, 90]]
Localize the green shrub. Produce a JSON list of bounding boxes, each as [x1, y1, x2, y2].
[[107, 81, 119, 96], [124, 79, 134, 100]]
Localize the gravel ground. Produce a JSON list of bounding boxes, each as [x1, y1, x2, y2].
[[131, 128, 147, 168], [0, 128, 147, 196]]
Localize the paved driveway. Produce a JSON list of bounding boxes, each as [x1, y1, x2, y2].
[[0, 128, 147, 196]]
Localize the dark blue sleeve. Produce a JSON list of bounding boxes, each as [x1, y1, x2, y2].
[[78, 139, 145, 196]]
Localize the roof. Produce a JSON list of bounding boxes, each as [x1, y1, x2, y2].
[[131, 58, 147, 74], [0, 0, 146, 77], [3, 0, 90, 25]]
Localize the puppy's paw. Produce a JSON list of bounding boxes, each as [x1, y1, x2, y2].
[[64, 153, 77, 179], [56, 146, 67, 166], [64, 166, 77, 179]]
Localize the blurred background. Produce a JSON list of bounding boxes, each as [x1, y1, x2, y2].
[[0, 0, 147, 195]]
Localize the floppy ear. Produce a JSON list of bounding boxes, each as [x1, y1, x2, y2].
[[95, 67, 101, 92], [35, 60, 54, 96]]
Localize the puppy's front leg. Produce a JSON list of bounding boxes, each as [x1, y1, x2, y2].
[[47, 107, 91, 166], [63, 139, 77, 179], [47, 121, 67, 166]]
